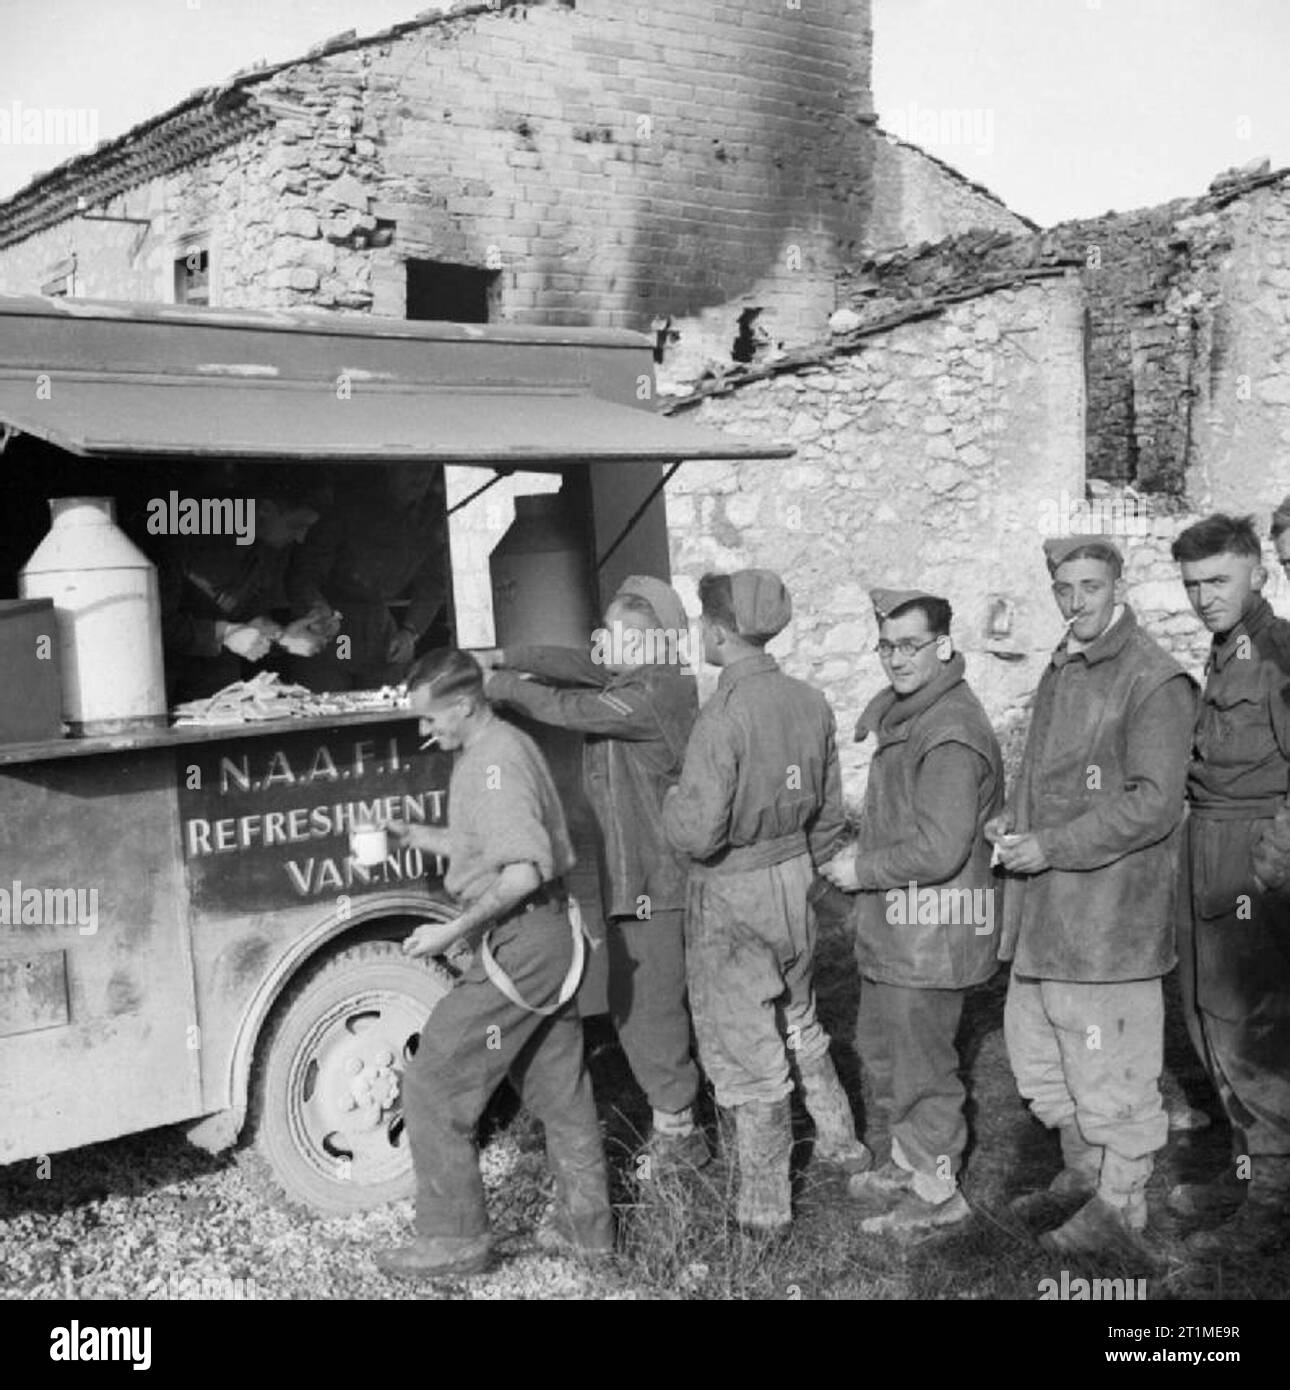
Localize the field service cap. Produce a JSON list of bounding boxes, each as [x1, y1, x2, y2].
[[871, 588, 938, 621], [615, 575, 688, 636], [730, 569, 792, 639], [1042, 535, 1124, 571]]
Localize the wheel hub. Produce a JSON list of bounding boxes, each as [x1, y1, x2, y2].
[[288, 989, 430, 1184]]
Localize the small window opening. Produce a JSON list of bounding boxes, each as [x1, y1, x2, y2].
[[405, 260, 498, 324]]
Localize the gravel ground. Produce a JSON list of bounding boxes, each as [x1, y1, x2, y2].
[[5, 899, 1288, 1303], [0, 1037, 660, 1303]]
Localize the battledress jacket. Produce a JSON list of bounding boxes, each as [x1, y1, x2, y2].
[[850, 652, 1004, 990], [661, 651, 847, 872], [999, 605, 1195, 982], [1184, 594, 1290, 1020], [486, 647, 697, 920]]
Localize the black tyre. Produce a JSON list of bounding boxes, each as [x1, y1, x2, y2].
[[246, 927, 454, 1214]]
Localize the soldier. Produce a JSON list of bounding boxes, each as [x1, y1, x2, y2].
[[1169, 512, 1290, 1256], [286, 464, 448, 690], [994, 536, 1193, 1258], [662, 569, 869, 1237], [477, 575, 706, 1165], [156, 488, 322, 701], [821, 588, 1003, 1236], [375, 649, 613, 1278]]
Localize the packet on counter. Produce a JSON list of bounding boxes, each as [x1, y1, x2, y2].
[[172, 671, 408, 726]]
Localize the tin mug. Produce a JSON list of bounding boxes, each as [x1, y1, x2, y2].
[[350, 823, 389, 867]]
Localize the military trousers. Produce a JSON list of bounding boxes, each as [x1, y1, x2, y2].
[[1004, 971, 1168, 1166], [401, 901, 612, 1244], [684, 851, 831, 1108], [1191, 1010, 1290, 1158], [606, 908, 700, 1115], [856, 976, 967, 1197], [1180, 814, 1290, 1156]]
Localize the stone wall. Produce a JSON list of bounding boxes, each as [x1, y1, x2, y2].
[[865, 129, 1034, 252], [1186, 181, 1290, 514], [0, 126, 281, 303], [662, 273, 1086, 808], [838, 168, 1290, 503]]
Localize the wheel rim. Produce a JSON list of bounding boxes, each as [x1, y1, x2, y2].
[[284, 985, 431, 1191]]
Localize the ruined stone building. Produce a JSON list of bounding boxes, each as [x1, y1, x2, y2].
[[4, 0, 1282, 801], [0, 0, 1022, 382], [0, 0, 1027, 732], [665, 163, 1290, 791]]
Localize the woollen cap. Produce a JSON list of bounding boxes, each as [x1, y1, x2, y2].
[[871, 588, 939, 621], [614, 574, 689, 636], [1042, 535, 1124, 571], [730, 568, 792, 639]]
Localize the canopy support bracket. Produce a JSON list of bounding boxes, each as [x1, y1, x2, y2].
[[447, 467, 514, 516], [595, 460, 684, 572]]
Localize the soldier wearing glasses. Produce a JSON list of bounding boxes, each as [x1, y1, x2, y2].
[[822, 588, 1003, 1235]]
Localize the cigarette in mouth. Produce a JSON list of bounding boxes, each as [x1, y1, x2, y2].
[[419, 735, 439, 750]]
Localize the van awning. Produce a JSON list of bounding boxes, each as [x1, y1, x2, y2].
[[0, 372, 787, 466], [0, 296, 792, 469]]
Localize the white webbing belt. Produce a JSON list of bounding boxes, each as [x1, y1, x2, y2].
[[480, 892, 589, 1017]]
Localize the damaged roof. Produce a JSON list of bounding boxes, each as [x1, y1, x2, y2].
[[663, 264, 1079, 414], [0, 1, 529, 248]]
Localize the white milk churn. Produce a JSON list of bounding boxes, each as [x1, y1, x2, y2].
[[20, 496, 168, 734]]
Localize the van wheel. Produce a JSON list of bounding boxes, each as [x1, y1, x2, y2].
[[246, 933, 454, 1215]]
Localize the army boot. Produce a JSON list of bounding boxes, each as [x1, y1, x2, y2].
[[1168, 1132, 1250, 1223], [375, 1233, 494, 1279], [534, 1204, 615, 1259], [1168, 1170, 1248, 1222], [847, 1159, 914, 1201], [796, 1053, 873, 1176], [1009, 1123, 1102, 1229], [1039, 1150, 1157, 1263], [1186, 1156, 1290, 1258], [540, 1111, 615, 1255], [643, 1106, 711, 1170], [733, 1097, 793, 1237], [860, 1187, 971, 1238]]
